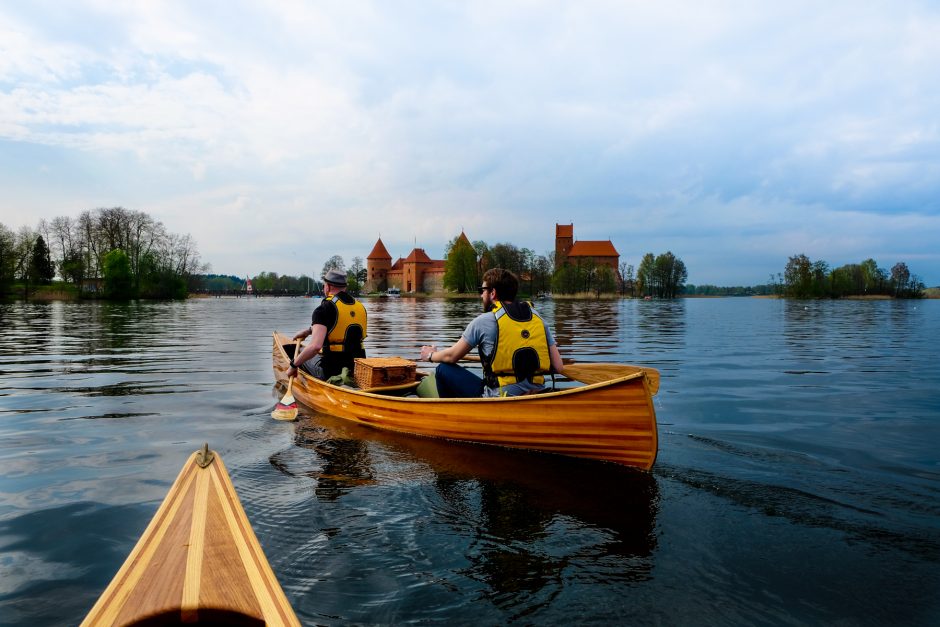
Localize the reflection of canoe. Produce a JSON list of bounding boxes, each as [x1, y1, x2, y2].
[[82, 445, 299, 627], [273, 331, 658, 470]]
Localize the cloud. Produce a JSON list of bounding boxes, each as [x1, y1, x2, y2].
[[1, 1, 939, 285]]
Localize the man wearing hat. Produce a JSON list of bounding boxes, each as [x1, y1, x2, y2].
[[288, 268, 367, 381]]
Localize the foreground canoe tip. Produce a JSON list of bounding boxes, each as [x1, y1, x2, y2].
[[81, 445, 300, 627]]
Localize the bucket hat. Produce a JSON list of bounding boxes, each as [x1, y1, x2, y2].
[[323, 269, 348, 288]]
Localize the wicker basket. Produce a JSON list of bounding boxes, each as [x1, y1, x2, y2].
[[354, 357, 417, 389]]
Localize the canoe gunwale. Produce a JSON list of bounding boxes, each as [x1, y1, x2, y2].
[[272, 331, 649, 403]]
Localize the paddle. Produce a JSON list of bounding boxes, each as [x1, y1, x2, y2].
[[271, 341, 301, 421], [457, 354, 659, 395]]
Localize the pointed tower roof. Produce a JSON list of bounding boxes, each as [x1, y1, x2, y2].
[[457, 230, 472, 247], [367, 237, 392, 260]]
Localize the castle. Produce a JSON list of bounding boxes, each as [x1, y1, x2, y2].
[[365, 225, 619, 293], [554, 223, 620, 274]]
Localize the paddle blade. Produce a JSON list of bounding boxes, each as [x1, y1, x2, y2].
[[271, 378, 298, 421]]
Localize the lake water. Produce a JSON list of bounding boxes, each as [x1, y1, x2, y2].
[[1, 297, 939, 625]]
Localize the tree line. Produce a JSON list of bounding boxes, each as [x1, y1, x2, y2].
[[0, 207, 204, 299], [783, 254, 924, 298], [443, 237, 556, 295], [444, 237, 688, 298]]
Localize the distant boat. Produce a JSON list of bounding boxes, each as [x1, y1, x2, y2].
[[386, 287, 401, 297]]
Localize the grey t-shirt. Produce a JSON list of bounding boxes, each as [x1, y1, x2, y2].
[[461, 309, 556, 397]]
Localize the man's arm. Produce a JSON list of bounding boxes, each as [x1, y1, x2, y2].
[[288, 325, 327, 376], [420, 338, 472, 364], [549, 344, 564, 373]]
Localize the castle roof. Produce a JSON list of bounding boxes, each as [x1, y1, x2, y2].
[[404, 248, 434, 264], [367, 238, 392, 260], [567, 240, 619, 257]]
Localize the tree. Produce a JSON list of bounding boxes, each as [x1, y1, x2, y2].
[[636, 253, 655, 297], [784, 254, 813, 297], [890, 262, 910, 297], [0, 223, 16, 294], [443, 235, 479, 293], [489, 242, 525, 276], [102, 249, 135, 299], [347, 256, 365, 293], [551, 263, 580, 294], [530, 254, 553, 294], [322, 255, 345, 277], [594, 265, 617, 297], [618, 261, 634, 296], [30, 236, 55, 284]]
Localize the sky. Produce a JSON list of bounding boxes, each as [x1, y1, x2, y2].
[[1, 1, 939, 286]]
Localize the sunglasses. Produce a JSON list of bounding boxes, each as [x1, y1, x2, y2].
[[477, 285, 492, 294]]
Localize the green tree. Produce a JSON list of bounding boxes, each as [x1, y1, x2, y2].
[[349, 256, 366, 292], [594, 265, 617, 296], [443, 235, 479, 293], [489, 243, 524, 276], [0, 223, 16, 294], [784, 254, 814, 297], [551, 263, 581, 294], [30, 235, 55, 284], [890, 262, 910, 297], [530, 254, 553, 294], [636, 253, 655, 297], [102, 249, 135, 299], [139, 252, 187, 298]]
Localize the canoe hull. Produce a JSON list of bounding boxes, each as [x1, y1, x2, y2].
[[82, 447, 299, 627], [272, 332, 658, 470]]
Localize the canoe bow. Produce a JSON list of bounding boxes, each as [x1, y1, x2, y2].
[[81, 445, 299, 627]]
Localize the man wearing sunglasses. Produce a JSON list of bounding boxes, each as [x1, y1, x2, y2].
[[419, 268, 565, 397]]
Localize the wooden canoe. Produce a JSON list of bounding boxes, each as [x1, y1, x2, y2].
[[272, 331, 658, 470], [82, 445, 300, 627]]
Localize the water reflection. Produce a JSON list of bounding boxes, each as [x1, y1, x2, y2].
[[635, 299, 686, 347], [270, 421, 377, 500], [280, 409, 659, 604]]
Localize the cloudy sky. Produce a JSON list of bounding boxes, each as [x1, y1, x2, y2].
[[2, 1, 939, 286]]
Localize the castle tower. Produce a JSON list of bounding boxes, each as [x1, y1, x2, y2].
[[366, 237, 392, 292], [555, 223, 573, 269]]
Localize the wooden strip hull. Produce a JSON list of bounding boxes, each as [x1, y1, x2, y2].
[[272, 332, 658, 470], [82, 447, 300, 627]]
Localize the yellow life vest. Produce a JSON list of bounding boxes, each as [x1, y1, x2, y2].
[[484, 300, 551, 388], [324, 294, 367, 352]]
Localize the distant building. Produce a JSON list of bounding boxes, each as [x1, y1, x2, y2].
[[555, 223, 620, 275], [365, 238, 392, 292], [367, 226, 619, 294], [365, 237, 447, 293]]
